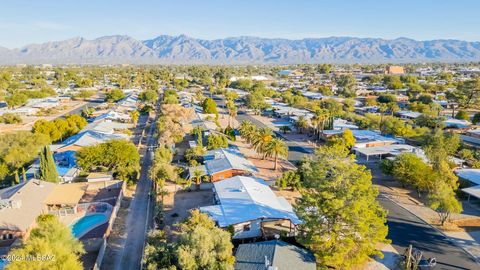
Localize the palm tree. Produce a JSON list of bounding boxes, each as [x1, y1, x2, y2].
[[226, 101, 237, 127], [378, 103, 388, 133], [251, 127, 273, 159], [311, 109, 329, 139], [265, 138, 289, 170], [294, 116, 309, 134], [193, 169, 203, 190], [239, 121, 257, 144]]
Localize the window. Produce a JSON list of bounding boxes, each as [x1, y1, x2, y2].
[[8, 234, 13, 239], [243, 224, 251, 231]]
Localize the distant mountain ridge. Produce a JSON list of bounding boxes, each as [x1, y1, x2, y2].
[[1, 34, 480, 64]]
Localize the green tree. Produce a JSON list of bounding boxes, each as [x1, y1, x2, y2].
[[143, 230, 176, 270], [276, 171, 301, 190], [206, 134, 228, 150], [6, 214, 85, 270], [391, 153, 434, 197], [0, 132, 50, 181], [202, 97, 218, 115], [105, 89, 125, 102], [150, 146, 179, 191], [245, 91, 268, 114], [5, 92, 28, 108], [76, 140, 140, 182], [294, 116, 309, 134], [428, 181, 462, 226], [33, 119, 62, 142], [1, 113, 22, 124], [176, 210, 235, 270], [455, 110, 470, 121], [473, 113, 480, 124], [383, 75, 403, 89], [39, 146, 59, 183], [130, 110, 140, 124], [295, 145, 388, 269], [76, 89, 95, 100], [139, 90, 159, 104], [335, 74, 356, 97], [328, 128, 356, 150]]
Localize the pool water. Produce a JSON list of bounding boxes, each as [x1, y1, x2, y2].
[[71, 213, 108, 238]]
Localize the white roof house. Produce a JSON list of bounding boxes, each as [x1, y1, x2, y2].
[[333, 118, 359, 130], [82, 119, 131, 135], [51, 130, 128, 152], [396, 110, 422, 120], [355, 144, 427, 162], [322, 129, 399, 148], [200, 176, 300, 239]]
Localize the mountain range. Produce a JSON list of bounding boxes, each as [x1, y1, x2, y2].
[[1, 35, 480, 65]]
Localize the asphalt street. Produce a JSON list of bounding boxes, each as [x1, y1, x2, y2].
[[379, 195, 478, 270]]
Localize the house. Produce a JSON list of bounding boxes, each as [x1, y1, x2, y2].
[[354, 144, 427, 162], [234, 240, 316, 270], [44, 183, 87, 216], [26, 97, 60, 109], [456, 169, 480, 202], [461, 129, 480, 148], [396, 110, 422, 120], [51, 130, 128, 153], [0, 180, 56, 254], [82, 119, 131, 135], [200, 176, 300, 240], [456, 169, 480, 186], [93, 110, 131, 123], [203, 148, 258, 182], [320, 129, 399, 148], [444, 118, 471, 129], [333, 118, 359, 130]]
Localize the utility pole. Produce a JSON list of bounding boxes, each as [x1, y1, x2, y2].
[[405, 245, 412, 270]]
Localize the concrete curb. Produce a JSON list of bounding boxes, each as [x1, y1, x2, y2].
[[383, 194, 480, 265]]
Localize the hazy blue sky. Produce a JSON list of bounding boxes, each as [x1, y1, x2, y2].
[[1, 0, 478, 48]]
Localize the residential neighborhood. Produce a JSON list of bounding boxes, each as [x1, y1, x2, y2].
[[2, 1, 480, 270], [2, 61, 480, 270]]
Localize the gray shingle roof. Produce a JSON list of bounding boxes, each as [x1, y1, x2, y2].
[[234, 240, 316, 270]]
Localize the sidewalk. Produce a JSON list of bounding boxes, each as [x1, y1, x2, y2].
[[363, 244, 401, 270]]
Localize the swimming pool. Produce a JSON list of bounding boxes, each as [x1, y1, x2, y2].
[[71, 213, 108, 238]]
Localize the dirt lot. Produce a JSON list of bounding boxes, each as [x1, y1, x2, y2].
[[162, 188, 214, 230], [231, 137, 296, 182]]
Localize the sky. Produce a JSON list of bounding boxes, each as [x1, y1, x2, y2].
[[1, 0, 479, 48]]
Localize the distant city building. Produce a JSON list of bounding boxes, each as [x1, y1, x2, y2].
[[385, 65, 405, 75]]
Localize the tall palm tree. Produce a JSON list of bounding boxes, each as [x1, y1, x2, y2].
[[311, 109, 329, 139], [265, 138, 289, 170], [378, 104, 388, 133], [251, 127, 273, 159], [226, 100, 237, 127], [239, 121, 257, 144]]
